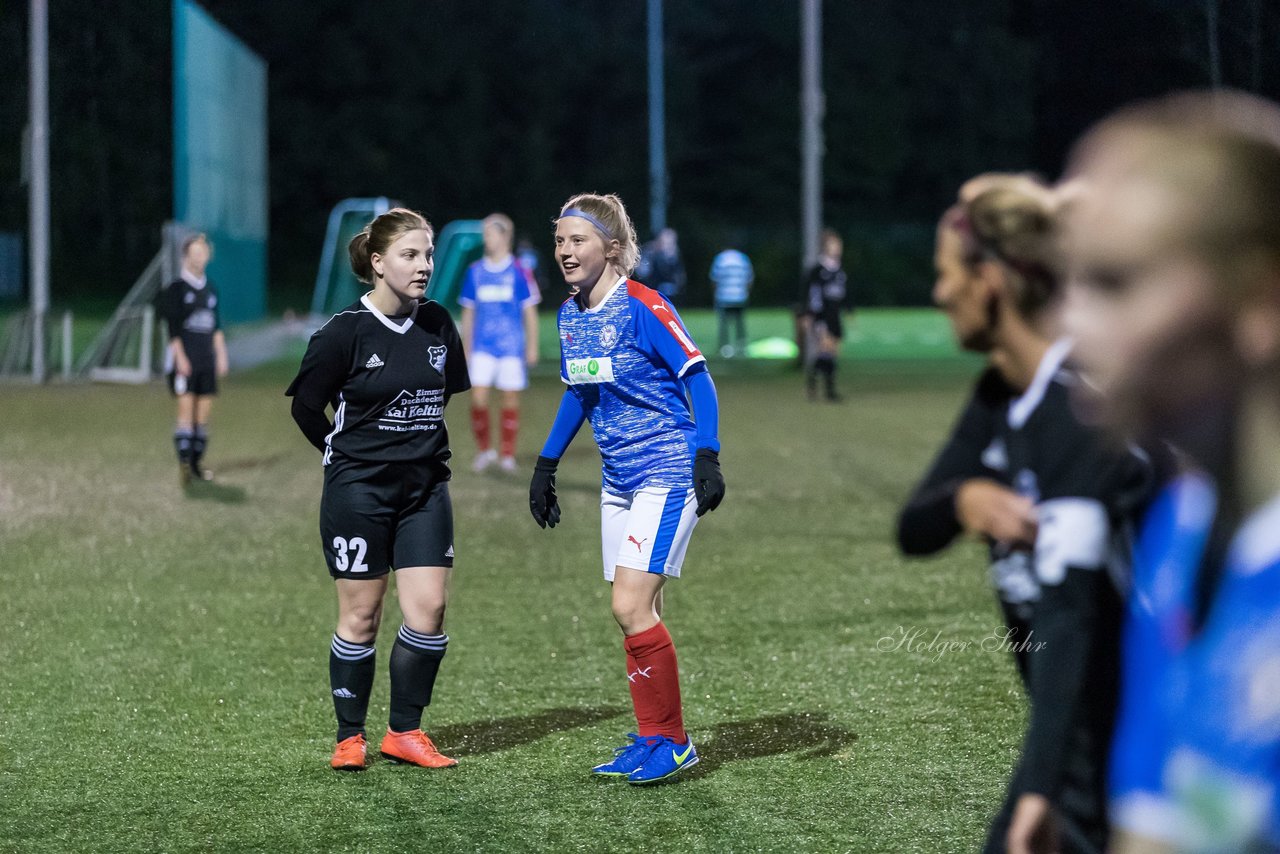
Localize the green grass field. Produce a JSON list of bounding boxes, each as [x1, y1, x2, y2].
[[1, 312, 1024, 853]]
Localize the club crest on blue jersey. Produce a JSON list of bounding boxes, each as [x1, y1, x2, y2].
[[428, 345, 447, 375], [599, 323, 620, 351]]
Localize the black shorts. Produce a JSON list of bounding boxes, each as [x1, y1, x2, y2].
[[168, 367, 218, 397], [320, 456, 454, 579]]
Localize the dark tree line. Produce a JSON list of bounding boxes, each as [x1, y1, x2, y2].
[[2, 0, 1277, 312]]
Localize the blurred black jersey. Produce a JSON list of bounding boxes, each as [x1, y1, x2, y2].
[[157, 275, 221, 368]]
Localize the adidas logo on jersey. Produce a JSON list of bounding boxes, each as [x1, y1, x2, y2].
[[365, 353, 385, 369], [332, 688, 357, 699]]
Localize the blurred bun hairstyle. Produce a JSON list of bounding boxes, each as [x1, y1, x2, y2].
[[941, 174, 1064, 319]]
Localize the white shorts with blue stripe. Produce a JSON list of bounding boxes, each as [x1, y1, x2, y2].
[[600, 487, 699, 580]]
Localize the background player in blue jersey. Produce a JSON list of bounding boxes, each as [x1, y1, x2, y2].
[[906, 174, 1153, 854], [287, 208, 470, 772], [1063, 90, 1280, 853], [528, 192, 724, 785], [156, 233, 228, 484], [460, 213, 540, 474]]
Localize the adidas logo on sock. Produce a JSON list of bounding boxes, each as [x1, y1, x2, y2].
[[365, 353, 384, 369], [332, 688, 357, 699]]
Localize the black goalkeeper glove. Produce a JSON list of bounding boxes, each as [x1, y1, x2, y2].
[[529, 455, 562, 529], [693, 447, 724, 517]]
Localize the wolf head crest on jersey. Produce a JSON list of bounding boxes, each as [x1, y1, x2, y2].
[[428, 345, 447, 374]]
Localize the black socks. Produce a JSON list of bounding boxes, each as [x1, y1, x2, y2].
[[388, 626, 448, 733]]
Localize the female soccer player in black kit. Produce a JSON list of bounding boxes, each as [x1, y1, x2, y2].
[[286, 208, 470, 771], [157, 233, 228, 484], [799, 228, 849, 401], [898, 176, 1154, 854]]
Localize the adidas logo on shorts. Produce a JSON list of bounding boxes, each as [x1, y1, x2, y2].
[[332, 688, 357, 699], [365, 353, 384, 369], [445, 545, 455, 558]]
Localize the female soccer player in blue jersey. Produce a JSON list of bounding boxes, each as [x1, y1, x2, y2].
[[287, 208, 470, 772], [1063, 90, 1280, 853], [528, 192, 724, 785], [459, 212, 540, 474]]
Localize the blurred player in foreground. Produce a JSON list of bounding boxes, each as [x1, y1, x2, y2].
[[287, 208, 470, 772], [902, 175, 1152, 853], [528, 192, 724, 785], [459, 213, 541, 473], [157, 233, 228, 484], [1063, 90, 1280, 853]]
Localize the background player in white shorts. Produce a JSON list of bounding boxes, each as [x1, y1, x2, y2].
[[459, 213, 540, 473], [528, 192, 725, 786]]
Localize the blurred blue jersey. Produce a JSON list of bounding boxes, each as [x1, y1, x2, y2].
[[459, 256, 540, 359], [710, 249, 753, 306], [1110, 472, 1280, 849], [557, 277, 706, 494]]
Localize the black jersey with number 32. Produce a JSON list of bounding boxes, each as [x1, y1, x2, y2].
[[286, 296, 470, 465]]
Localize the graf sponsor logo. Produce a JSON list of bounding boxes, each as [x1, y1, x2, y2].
[[476, 283, 515, 302], [565, 356, 614, 384]]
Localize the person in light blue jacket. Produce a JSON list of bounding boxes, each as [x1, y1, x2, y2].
[[710, 247, 753, 357]]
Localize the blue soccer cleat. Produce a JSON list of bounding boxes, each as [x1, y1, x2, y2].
[[591, 733, 662, 777], [626, 736, 699, 784]]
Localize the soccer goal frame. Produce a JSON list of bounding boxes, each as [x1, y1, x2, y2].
[[76, 221, 193, 383]]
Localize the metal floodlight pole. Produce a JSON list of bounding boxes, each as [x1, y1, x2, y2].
[[29, 0, 51, 383], [800, 0, 824, 270], [1205, 0, 1222, 88], [647, 0, 668, 237]]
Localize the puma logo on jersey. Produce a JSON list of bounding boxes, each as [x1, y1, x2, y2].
[[365, 353, 385, 369], [627, 667, 653, 682], [627, 535, 648, 552]]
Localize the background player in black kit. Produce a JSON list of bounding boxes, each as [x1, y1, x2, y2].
[[901, 176, 1153, 854], [286, 208, 470, 771], [799, 228, 850, 401], [156, 233, 228, 484]]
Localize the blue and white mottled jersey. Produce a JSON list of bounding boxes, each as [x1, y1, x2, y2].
[[1110, 473, 1280, 849], [458, 256, 540, 359], [557, 277, 706, 494], [710, 249, 753, 306]]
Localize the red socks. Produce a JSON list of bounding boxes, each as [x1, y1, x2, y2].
[[499, 406, 519, 459], [470, 405, 490, 451], [623, 622, 686, 742]]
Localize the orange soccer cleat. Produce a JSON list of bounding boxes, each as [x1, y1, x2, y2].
[[379, 728, 458, 768], [330, 733, 368, 771]]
